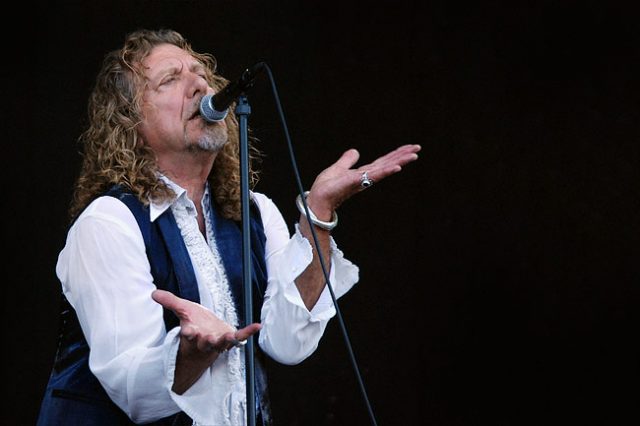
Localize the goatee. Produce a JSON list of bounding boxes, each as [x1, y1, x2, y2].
[[196, 125, 228, 152]]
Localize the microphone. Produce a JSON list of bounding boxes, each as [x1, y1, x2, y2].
[[199, 62, 266, 122]]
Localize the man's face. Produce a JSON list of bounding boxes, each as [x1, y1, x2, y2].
[[137, 43, 228, 157]]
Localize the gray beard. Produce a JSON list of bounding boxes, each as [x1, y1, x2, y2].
[[189, 125, 228, 153]]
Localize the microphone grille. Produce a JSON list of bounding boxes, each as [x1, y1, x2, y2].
[[199, 94, 228, 122]]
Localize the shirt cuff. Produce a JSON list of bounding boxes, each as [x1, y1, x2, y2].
[[274, 224, 359, 321], [163, 327, 215, 425], [163, 327, 249, 425]]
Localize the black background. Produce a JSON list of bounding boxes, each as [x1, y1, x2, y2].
[[9, 1, 639, 425]]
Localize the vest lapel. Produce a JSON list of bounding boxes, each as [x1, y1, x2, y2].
[[156, 211, 200, 303], [209, 203, 246, 322]]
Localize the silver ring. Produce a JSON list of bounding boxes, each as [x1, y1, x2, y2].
[[231, 338, 247, 347], [360, 171, 374, 188]]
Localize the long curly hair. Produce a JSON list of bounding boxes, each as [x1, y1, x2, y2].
[[69, 29, 261, 221]]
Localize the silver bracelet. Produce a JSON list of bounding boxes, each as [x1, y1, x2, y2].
[[295, 191, 338, 231]]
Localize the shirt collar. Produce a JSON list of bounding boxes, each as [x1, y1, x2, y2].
[[149, 175, 209, 222]]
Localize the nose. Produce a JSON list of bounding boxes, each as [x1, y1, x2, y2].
[[187, 71, 209, 99]]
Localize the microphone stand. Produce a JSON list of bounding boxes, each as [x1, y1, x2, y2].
[[236, 94, 256, 426]]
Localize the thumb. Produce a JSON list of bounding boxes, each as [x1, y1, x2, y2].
[[152, 289, 187, 318], [333, 148, 360, 170]]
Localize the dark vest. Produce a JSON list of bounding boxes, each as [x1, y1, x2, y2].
[[37, 186, 271, 425]]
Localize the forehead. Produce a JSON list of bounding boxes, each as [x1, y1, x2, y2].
[[142, 43, 202, 76]]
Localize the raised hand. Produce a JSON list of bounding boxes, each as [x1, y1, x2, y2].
[[305, 144, 422, 217]]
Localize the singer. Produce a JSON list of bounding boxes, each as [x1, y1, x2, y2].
[[37, 29, 421, 426]]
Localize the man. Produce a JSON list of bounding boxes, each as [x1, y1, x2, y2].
[[37, 29, 421, 425]]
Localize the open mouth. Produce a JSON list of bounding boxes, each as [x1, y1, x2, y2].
[[188, 109, 201, 121]]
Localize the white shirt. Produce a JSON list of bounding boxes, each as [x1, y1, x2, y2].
[[56, 182, 359, 425]]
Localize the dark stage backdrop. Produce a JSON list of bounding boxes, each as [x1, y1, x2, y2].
[[10, 1, 638, 425]]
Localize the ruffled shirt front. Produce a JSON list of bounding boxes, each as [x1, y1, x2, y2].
[[56, 180, 359, 425]]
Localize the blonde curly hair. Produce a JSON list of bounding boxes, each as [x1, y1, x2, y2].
[[69, 28, 261, 221]]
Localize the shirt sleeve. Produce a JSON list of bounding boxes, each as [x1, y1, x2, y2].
[[251, 192, 360, 365], [56, 196, 181, 423]]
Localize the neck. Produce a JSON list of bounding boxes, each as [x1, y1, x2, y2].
[[158, 150, 216, 204]]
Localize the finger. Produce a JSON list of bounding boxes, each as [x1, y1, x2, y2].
[[352, 166, 396, 191], [221, 324, 261, 349], [390, 144, 422, 155], [360, 149, 420, 182], [180, 324, 198, 341], [198, 335, 219, 353], [392, 146, 421, 166], [376, 144, 421, 161], [218, 331, 241, 350], [367, 165, 402, 182], [151, 289, 181, 310], [233, 323, 262, 343], [369, 145, 420, 169], [333, 148, 360, 170], [376, 153, 418, 171], [198, 324, 262, 353], [400, 143, 422, 153], [152, 289, 189, 318]]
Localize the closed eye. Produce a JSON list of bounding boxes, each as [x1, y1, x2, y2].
[[160, 75, 177, 85]]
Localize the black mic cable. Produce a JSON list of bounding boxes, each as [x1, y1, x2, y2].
[[260, 63, 379, 426]]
